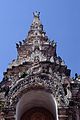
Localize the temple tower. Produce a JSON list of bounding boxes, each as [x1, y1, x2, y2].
[[0, 12, 80, 120]]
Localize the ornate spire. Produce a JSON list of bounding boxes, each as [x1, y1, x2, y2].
[[26, 11, 45, 43], [14, 12, 57, 65], [29, 11, 43, 32]]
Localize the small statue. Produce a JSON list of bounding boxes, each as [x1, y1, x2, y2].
[[75, 73, 78, 80], [23, 40, 26, 43], [19, 41, 22, 46], [16, 43, 19, 48], [33, 11, 40, 18]]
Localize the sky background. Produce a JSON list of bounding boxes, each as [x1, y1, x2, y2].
[[0, 0, 80, 80]]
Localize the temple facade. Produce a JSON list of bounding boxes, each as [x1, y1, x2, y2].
[[0, 12, 80, 120]]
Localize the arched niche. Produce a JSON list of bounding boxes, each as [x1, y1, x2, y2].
[[16, 90, 58, 120]]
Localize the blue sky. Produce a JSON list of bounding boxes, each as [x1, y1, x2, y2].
[[0, 0, 80, 80]]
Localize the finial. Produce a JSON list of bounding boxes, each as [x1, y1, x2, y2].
[[33, 11, 40, 18]]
